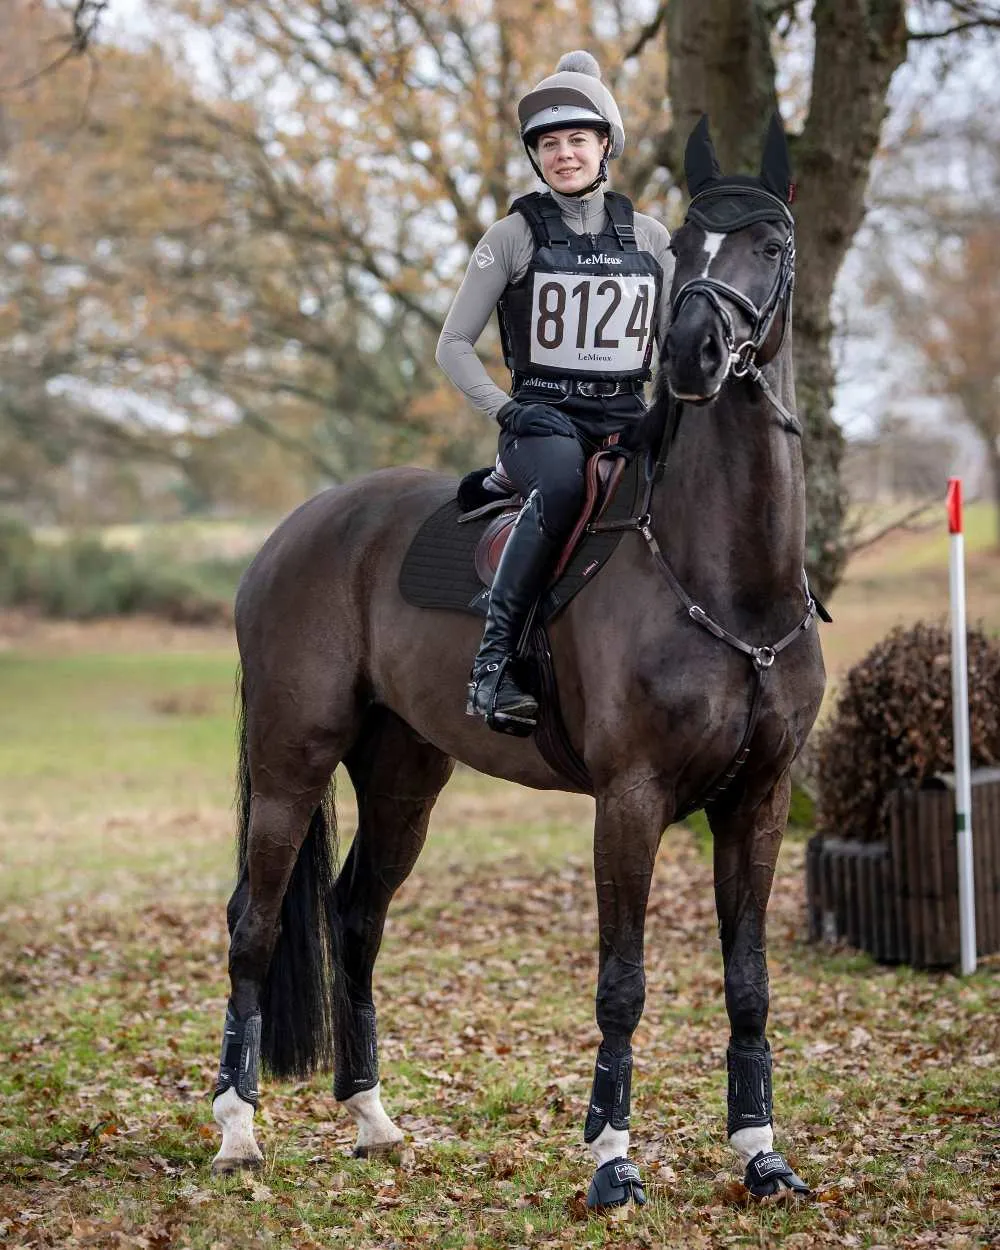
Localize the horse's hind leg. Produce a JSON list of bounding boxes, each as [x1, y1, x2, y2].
[[334, 706, 454, 1157], [212, 685, 350, 1175], [708, 769, 809, 1198]]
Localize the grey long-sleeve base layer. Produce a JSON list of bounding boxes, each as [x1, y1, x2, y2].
[[435, 188, 675, 422]]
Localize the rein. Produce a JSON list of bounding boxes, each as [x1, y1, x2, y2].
[[590, 194, 818, 810]]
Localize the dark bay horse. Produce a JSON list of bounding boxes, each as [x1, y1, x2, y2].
[[210, 116, 826, 1208]]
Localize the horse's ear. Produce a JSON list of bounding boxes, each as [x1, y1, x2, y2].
[[759, 112, 792, 202], [684, 114, 721, 197]]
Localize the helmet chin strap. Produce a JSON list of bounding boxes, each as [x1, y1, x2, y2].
[[562, 152, 609, 198]]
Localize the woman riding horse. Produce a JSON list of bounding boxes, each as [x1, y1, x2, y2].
[[436, 51, 673, 735], [212, 107, 823, 1212]]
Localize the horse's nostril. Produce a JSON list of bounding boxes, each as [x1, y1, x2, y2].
[[700, 333, 723, 372]]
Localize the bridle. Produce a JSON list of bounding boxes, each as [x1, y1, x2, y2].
[[668, 186, 801, 435], [588, 183, 825, 811]]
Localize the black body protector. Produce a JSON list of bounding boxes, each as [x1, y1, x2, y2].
[[498, 192, 662, 389]]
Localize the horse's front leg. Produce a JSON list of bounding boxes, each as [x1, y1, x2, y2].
[[707, 769, 810, 1199], [585, 775, 671, 1211]]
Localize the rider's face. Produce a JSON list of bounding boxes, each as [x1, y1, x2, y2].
[[536, 129, 606, 194]]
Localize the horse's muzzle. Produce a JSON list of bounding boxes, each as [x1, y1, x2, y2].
[[663, 309, 729, 402]]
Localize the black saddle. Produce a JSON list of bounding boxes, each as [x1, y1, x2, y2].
[[398, 451, 641, 623]]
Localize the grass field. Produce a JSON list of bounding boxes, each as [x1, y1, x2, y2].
[[0, 514, 998, 1249]]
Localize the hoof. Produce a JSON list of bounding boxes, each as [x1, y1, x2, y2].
[[211, 1153, 263, 1176], [352, 1140, 403, 1160], [755, 1185, 809, 1206], [586, 1157, 646, 1211], [744, 1151, 810, 1200]]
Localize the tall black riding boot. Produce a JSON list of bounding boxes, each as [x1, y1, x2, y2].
[[466, 490, 560, 736]]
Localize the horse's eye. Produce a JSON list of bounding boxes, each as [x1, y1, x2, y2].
[[764, 241, 783, 260]]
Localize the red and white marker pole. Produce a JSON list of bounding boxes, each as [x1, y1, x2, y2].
[[947, 478, 977, 975]]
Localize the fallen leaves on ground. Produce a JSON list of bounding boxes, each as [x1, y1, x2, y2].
[[0, 828, 997, 1249]]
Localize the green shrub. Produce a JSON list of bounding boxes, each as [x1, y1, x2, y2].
[[0, 517, 36, 603], [0, 521, 236, 623], [787, 782, 816, 829], [33, 538, 231, 622]]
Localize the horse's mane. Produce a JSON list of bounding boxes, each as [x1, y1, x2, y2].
[[635, 374, 682, 467]]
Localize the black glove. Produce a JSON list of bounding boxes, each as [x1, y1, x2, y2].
[[497, 399, 578, 439]]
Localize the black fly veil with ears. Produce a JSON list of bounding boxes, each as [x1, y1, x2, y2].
[[683, 114, 795, 234], [667, 114, 802, 436]]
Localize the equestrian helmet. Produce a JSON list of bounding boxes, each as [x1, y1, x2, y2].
[[518, 51, 625, 167]]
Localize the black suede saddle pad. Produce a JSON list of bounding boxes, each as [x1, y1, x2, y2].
[[398, 454, 642, 621]]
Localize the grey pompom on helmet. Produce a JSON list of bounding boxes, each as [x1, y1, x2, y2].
[[518, 51, 625, 161]]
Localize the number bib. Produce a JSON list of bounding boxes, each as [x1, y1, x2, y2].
[[498, 192, 664, 384], [529, 273, 656, 374]]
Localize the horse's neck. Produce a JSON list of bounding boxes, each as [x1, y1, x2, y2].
[[654, 356, 806, 608]]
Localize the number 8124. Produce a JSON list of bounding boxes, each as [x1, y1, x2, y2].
[[534, 277, 653, 355]]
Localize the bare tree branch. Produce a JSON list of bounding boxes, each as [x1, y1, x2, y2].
[[0, 0, 107, 92], [623, 0, 668, 60], [908, 18, 1000, 38], [907, 0, 1000, 39], [846, 495, 943, 557]]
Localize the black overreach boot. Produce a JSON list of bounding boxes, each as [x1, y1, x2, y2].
[[466, 490, 559, 736]]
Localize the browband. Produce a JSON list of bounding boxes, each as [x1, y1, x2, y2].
[[687, 184, 793, 234]]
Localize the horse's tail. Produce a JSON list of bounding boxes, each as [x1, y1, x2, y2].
[[233, 674, 340, 1079]]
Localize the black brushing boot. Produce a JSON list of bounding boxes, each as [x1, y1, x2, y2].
[[466, 490, 559, 736]]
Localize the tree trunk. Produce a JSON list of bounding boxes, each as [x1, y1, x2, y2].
[[795, 0, 908, 597], [666, 0, 909, 599], [666, 0, 777, 174]]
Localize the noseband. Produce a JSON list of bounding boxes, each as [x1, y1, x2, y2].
[[669, 186, 800, 435]]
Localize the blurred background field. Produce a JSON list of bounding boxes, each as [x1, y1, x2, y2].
[[2, 497, 998, 910], [821, 499, 1000, 676], [6, 493, 999, 664]]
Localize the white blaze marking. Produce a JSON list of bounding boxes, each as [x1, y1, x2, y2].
[[672, 229, 731, 401], [342, 1082, 404, 1152], [700, 231, 726, 274]]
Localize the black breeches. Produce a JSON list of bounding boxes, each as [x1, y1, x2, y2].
[[498, 429, 587, 538], [498, 392, 646, 539]]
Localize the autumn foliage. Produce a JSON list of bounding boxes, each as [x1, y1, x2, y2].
[[815, 621, 1000, 842], [1, 0, 671, 518]]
